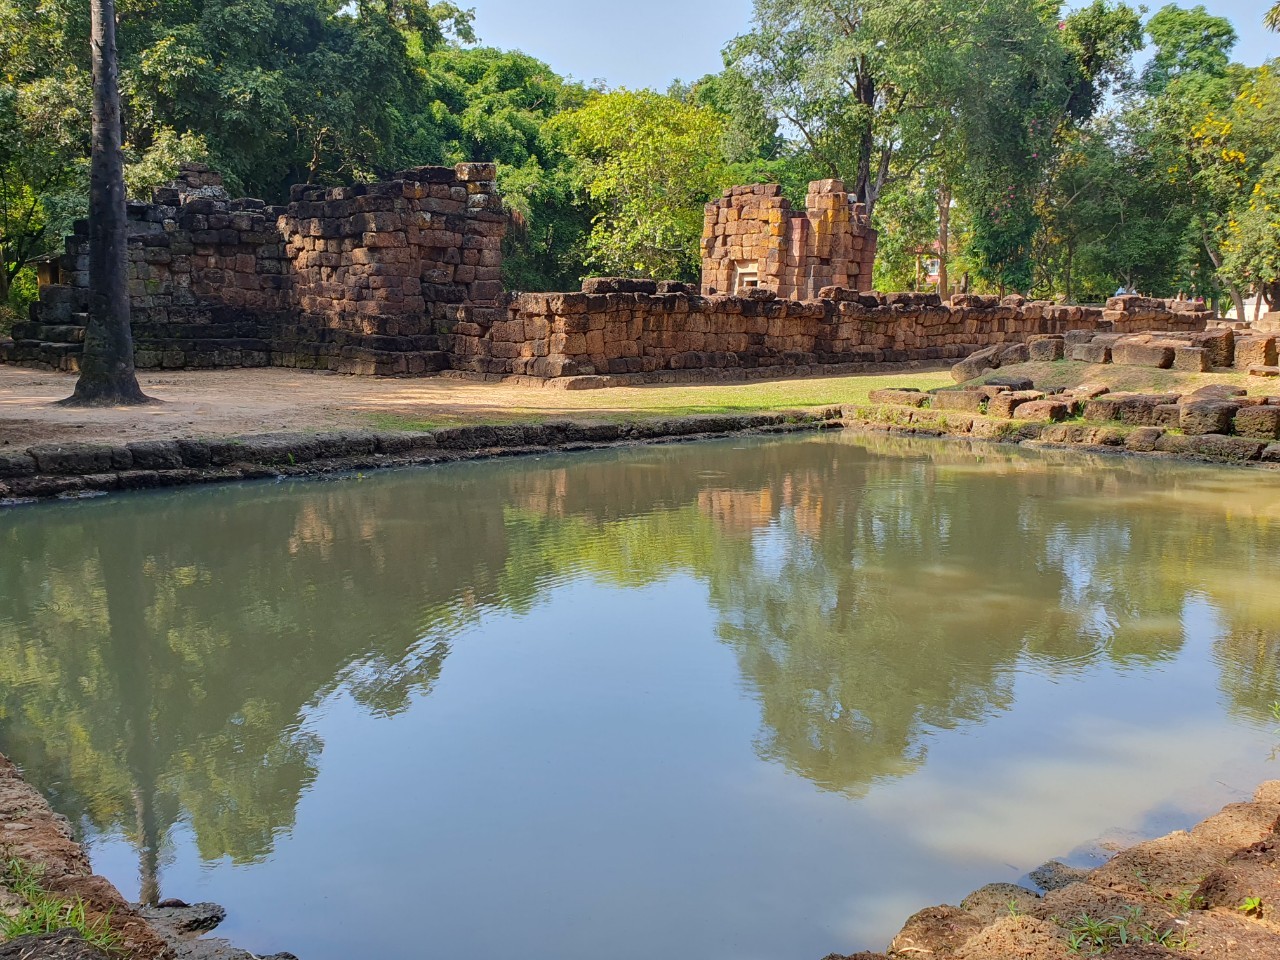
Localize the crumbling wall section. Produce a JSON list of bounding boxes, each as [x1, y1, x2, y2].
[[6, 162, 505, 375], [700, 181, 877, 299]]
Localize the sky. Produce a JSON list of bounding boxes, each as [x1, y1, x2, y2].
[[467, 0, 1274, 92]]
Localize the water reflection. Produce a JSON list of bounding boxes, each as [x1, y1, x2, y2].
[[0, 432, 1278, 912]]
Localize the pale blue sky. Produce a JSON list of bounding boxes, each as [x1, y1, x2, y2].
[[467, 0, 1273, 91]]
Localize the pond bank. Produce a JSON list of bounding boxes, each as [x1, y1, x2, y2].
[[0, 412, 843, 503], [835, 780, 1280, 960], [7, 398, 1280, 505]]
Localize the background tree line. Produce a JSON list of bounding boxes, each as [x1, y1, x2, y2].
[[2, 0, 1278, 330]]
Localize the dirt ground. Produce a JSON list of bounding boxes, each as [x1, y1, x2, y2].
[[1, 360, 1271, 450], [0, 365, 954, 447]]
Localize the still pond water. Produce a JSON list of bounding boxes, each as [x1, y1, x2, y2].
[[2, 432, 1280, 959]]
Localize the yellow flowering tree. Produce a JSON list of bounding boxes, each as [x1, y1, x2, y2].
[[1193, 66, 1280, 311]]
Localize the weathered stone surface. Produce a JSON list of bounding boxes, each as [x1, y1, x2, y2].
[[702, 180, 877, 299], [1235, 336, 1278, 370], [1190, 327, 1234, 367], [952, 346, 1003, 384], [1190, 383, 1247, 399], [1083, 394, 1180, 426], [868, 389, 931, 408], [1125, 427, 1164, 452], [1179, 399, 1239, 436], [1028, 338, 1065, 362], [1248, 365, 1280, 378], [1172, 346, 1211, 372], [1234, 405, 1280, 440], [126, 439, 184, 470], [28, 443, 130, 474], [1155, 434, 1264, 461], [932, 390, 988, 413], [985, 375, 1035, 391], [1014, 399, 1071, 423], [1112, 339, 1175, 368], [988, 390, 1046, 419], [997, 342, 1030, 365], [0, 450, 37, 477], [1072, 341, 1111, 363]]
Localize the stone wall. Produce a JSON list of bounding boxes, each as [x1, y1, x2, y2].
[[4, 162, 504, 376], [478, 285, 1209, 380], [700, 181, 877, 299]]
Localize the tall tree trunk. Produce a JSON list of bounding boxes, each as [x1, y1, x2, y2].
[[61, 0, 152, 406], [1063, 241, 1074, 305], [1201, 234, 1246, 325], [937, 187, 950, 300]]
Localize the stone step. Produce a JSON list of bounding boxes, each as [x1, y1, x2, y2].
[[12, 322, 86, 343]]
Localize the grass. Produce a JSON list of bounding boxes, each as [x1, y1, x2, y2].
[[0, 857, 119, 951], [364, 368, 955, 432], [1062, 906, 1192, 955]]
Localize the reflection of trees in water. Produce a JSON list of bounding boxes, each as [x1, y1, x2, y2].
[[1, 434, 1278, 893]]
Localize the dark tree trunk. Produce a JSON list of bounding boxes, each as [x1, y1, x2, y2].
[[61, 0, 153, 406], [937, 187, 950, 300]]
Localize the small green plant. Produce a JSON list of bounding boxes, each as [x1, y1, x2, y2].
[[0, 857, 120, 951], [1239, 896, 1263, 917], [1064, 906, 1191, 955], [1007, 899, 1022, 918]]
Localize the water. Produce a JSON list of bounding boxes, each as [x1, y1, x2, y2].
[[2, 432, 1279, 959]]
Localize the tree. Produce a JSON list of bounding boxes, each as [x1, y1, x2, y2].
[[1194, 66, 1280, 310], [1268, 3, 1280, 32], [1142, 4, 1238, 95], [62, 0, 150, 406], [421, 46, 592, 291], [551, 90, 728, 280]]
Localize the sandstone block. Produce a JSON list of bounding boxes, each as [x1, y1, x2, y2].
[[985, 375, 1034, 391], [868, 389, 930, 408], [1189, 328, 1234, 367], [1125, 427, 1164, 452], [1013, 399, 1070, 422], [1173, 346, 1211, 372], [951, 344, 1002, 383], [1072, 341, 1111, 363], [1112, 339, 1175, 368], [997, 343, 1029, 365], [1028, 338, 1065, 362], [1248, 365, 1280, 378], [932, 390, 988, 413], [1155, 434, 1264, 461], [1179, 400, 1238, 435], [1234, 406, 1280, 440], [988, 390, 1046, 419], [1235, 336, 1277, 370]]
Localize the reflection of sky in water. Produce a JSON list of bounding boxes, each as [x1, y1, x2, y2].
[[4, 432, 1280, 960]]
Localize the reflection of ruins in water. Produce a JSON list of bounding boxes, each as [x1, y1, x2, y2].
[[1, 432, 1278, 896]]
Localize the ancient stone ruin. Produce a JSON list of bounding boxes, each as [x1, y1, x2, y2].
[[700, 180, 876, 298], [0, 165, 1212, 382], [6, 162, 505, 376]]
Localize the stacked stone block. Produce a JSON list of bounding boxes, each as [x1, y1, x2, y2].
[[5, 162, 505, 375], [700, 181, 877, 299], [491, 288, 1207, 380]]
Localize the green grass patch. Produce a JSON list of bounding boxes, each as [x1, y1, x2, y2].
[[363, 370, 954, 433], [0, 857, 120, 951]]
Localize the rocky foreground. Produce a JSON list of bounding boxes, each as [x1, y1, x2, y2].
[[830, 781, 1280, 960]]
